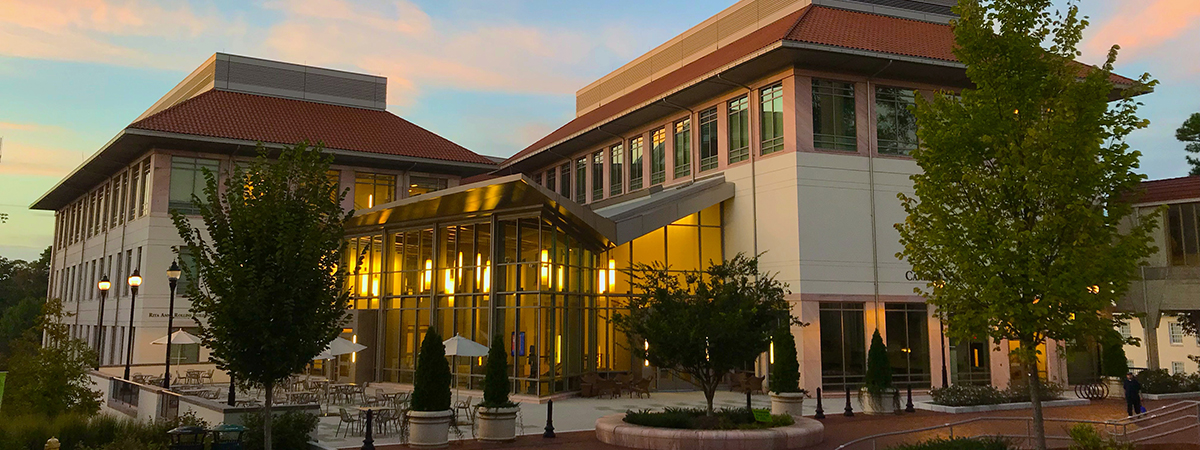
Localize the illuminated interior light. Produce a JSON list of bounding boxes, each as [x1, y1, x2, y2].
[[351, 335, 357, 363], [444, 269, 455, 296], [540, 250, 549, 286], [644, 340, 650, 365], [475, 254, 483, 285], [769, 342, 774, 364], [422, 259, 432, 291], [598, 270, 607, 294], [482, 263, 491, 292], [556, 335, 562, 364], [367, 194, 373, 208], [973, 348, 980, 367], [457, 252, 463, 282], [359, 274, 368, 296], [608, 259, 616, 292], [371, 277, 379, 297], [557, 267, 564, 291]]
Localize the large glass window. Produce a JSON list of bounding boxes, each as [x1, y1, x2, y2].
[[546, 168, 557, 193], [820, 302, 866, 391], [559, 163, 571, 199], [728, 96, 750, 163], [885, 303, 931, 388], [629, 136, 644, 191], [591, 152, 604, 201], [354, 172, 396, 209], [813, 79, 857, 151], [409, 176, 447, 197], [650, 128, 666, 186], [760, 83, 784, 155], [951, 337, 991, 386], [673, 118, 691, 179], [575, 157, 587, 202], [1167, 202, 1200, 266], [699, 107, 718, 172], [169, 157, 220, 215], [876, 87, 919, 156], [609, 144, 624, 196]]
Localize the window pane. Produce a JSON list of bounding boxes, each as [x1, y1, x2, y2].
[[609, 144, 624, 196], [629, 136, 644, 191], [355, 172, 396, 209], [728, 96, 750, 163], [699, 107, 719, 171], [650, 128, 666, 185], [169, 157, 219, 214], [546, 168, 557, 193], [592, 152, 604, 201], [876, 87, 918, 156], [760, 83, 784, 155], [409, 176, 447, 197], [575, 157, 587, 202], [673, 118, 691, 179], [813, 79, 857, 151], [559, 163, 571, 199]]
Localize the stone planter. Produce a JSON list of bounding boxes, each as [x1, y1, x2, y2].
[[770, 392, 806, 417], [407, 410, 453, 448], [596, 413, 824, 450], [858, 387, 900, 415], [476, 406, 519, 442], [1103, 376, 1124, 399]]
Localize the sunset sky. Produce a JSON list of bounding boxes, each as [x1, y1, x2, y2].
[[1, 0, 1198, 261]]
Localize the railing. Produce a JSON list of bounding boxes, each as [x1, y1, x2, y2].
[[110, 378, 140, 408], [833, 400, 1200, 450]]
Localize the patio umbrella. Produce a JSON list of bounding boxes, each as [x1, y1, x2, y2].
[[314, 337, 366, 383], [442, 334, 489, 403], [151, 329, 203, 345]]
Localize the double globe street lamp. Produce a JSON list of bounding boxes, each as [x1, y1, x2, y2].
[[163, 261, 182, 389], [123, 269, 142, 380]]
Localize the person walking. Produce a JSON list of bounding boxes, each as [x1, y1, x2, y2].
[[1123, 372, 1143, 416]]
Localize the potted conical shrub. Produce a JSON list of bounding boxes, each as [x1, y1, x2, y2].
[[769, 326, 808, 416], [408, 330, 453, 448], [476, 335, 519, 442], [859, 330, 899, 414]]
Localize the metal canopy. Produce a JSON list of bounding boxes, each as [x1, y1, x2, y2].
[[346, 174, 734, 248]]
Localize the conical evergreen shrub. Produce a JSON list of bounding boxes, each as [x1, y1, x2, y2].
[[1101, 329, 1129, 377], [770, 327, 800, 393], [411, 329, 452, 412], [481, 335, 515, 408], [864, 329, 892, 394]]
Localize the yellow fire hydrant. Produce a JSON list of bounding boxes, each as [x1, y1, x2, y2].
[[44, 437, 60, 450]]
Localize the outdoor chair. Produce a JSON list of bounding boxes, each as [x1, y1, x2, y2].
[[200, 369, 214, 385], [595, 378, 620, 399], [742, 375, 765, 394], [454, 396, 474, 424], [728, 372, 746, 392], [350, 385, 367, 404], [615, 373, 634, 398], [580, 372, 600, 397], [631, 376, 654, 398], [374, 408, 397, 436], [336, 407, 361, 438]]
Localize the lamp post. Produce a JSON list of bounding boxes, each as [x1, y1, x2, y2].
[[94, 275, 111, 369], [163, 261, 181, 389], [123, 269, 142, 380], [940, 321, 949, 388]]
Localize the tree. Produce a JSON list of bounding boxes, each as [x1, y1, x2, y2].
[[612, 254, 791, 415], [1100, 329, 1129, 378], [1179, 113, 1200, 175], [410, 329, 452, 412], [4, 297, 101, 417], [770, 326, 800, 393], [481, 334, 514, 408], [172, 143, 350, 450], [864, 330, 893, 395], [895, 1, 1155, 448], [0, 247, 51, 369]]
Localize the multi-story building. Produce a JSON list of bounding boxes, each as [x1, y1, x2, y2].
[[340, 0, 1140, 395], [1118, 176, 1200, 374], [32, 53, 495, 377]]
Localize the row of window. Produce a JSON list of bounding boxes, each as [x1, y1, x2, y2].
[[55, 246, 142, 305], [536, 80, 920, 204], [56, 159, 151, 249]]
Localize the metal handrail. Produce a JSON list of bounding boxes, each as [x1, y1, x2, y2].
[[833, 400, 1200, 450]]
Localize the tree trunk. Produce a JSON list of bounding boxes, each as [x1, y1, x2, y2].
[[264, 380, 274, 450], [1027, 360, 1047, 450], [704, 384, 716, 416]]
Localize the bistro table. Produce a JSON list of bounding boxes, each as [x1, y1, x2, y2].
[[356, 406, 397, 436]]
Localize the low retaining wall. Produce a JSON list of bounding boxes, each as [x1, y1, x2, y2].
[[1142, 391, 1200, 401], [595, 413, 824, 450], [914, 398, 1089, 414]]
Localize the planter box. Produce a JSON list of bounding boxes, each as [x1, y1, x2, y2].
[[914, 398, 1089, 414], [1142, 391, 1200, 401], [770, 392, 806, 417], [595, 413, 824, 450], [476, 406, 519, 442], [858, 388, 900, 415], [407, 410, 453, 448]]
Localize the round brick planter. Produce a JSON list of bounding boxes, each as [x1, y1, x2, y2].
[[595, 413, 824, 450]]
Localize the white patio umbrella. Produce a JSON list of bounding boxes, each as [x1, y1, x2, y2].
[[314, 337, 367, 383], [443, 334, 489, 403], [151, 329, 203, 345]]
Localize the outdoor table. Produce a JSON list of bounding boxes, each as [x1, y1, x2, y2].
[[287, 390, 318, 404]]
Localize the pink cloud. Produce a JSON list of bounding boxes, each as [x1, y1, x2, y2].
[[0, 121, 62, 132], [0, 141, 86, 177], [1086, 0, 1200, 60]]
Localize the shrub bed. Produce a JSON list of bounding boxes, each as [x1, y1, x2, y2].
[[887, 436, 1013, 450], [0, 411, 205, 450], [930, 381, 1065, 407], [623, 407, 794, 430], [1138, 369, 1200, 394]]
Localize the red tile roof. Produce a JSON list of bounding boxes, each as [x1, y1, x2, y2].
[[506, 5, 1139, 167], [130, 90, 494, 165], [1135, 176, 1200, 204]]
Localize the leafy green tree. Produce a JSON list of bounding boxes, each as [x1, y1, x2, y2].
[[481, 334, 514, 408], [612, 254, 791, 415], [1178, 113, 1200, 175], [0, 246, 50, 308], [864, 330, 893, 394], [0, 297, 44, 369], [4, 297, 100, 417], [172, 143, 350, 450], [896, 1, 1155, 448], [410, 329, 452, 412], [770, 326, 800, 393]]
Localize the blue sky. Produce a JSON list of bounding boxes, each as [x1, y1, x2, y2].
[[1, 0, 1198, 261]]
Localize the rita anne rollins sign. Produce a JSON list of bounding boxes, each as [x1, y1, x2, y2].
[[147, 312, 206, 319]]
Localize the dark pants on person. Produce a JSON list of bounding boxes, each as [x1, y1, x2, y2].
[[1126, 395, 1142, 416]]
